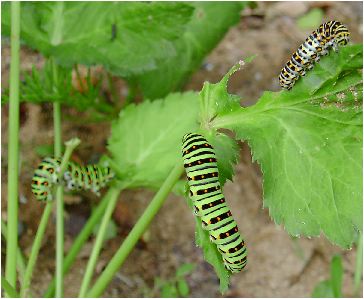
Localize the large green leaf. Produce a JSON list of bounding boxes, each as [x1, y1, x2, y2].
[[211, 45, 363, 248], [107, 92, 200, 189], [1, 2, 194, 76], [135, 2, 246, 99]]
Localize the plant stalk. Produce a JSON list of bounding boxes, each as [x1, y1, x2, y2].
[[78, 188, 120, 297], [20, 138, 80, 297], [2, 277, 20, 298], [43, 188, 112, 297], [1, 220, 26, 286], [87, 164, 184, 297], [20, 203, 53, 297], [53, 98, 63, 297], [5, 1, 21, 294]]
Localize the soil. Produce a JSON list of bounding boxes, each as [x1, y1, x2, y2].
[[1, 1, 363, 297]]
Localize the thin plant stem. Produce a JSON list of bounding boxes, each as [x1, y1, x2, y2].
[[354, 232, 363, 296], [78, 188, 120, 297], [49, 3, 65, 295], [87, 164, 184, 297], [43, 189, 116, 297], [5, 1, 21, 294], [53, 96, 65, 298], [1, 220, 26, 285], [2, 277, 20, 298], [19, 138, 80, 297], [20, 203, 53, 297]]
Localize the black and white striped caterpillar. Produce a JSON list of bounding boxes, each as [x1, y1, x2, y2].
[[182, 133, 247, 273], [279, 20, 350, 90], [31, 157, 115, 201]]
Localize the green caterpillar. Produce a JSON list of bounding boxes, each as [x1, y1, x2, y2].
[[31, 157, 115, 201], [182, 133, 247, 273]]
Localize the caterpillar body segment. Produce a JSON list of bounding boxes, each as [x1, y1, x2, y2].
[[182, 133, 247, 273], [31, 157, 115, 201], [279, 20, 350, 90]]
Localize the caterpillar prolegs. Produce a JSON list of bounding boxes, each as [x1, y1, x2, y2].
[[182, 133, 247, 273], [31, 157, 115, 201], [279, 20, 350, 90]]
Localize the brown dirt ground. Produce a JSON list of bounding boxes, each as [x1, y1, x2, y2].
[[1, 1, 363, 297]]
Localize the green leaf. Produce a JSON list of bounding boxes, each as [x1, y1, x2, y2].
[[160, 283, 178, 298], [312, 280, 334, 298], [296, 8, 324, 30], [311, 255, 343, 298], [212, 45, 363, 248], [176, 263, 195, 277], [1, 2, 194, 76], [330, 255, 343, 297], [200, 62, 245, 129], [135, 2, 247, 99], [207, 132, 240, 185], [107, 92, 200, 189], [177, 279, 190, 297], [185, 195, 230, 293], [92, 219, 118, 242]]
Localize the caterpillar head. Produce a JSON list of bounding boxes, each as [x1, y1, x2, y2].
[[334, 22, 350, 46]]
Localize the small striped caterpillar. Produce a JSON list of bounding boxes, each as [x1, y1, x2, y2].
[[31, 157, 115, 201], [182, 133, 247, 273], [279, 20, 350, 90]]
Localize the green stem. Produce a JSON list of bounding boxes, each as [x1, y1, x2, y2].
[[53, 90, 63, 297], [78, 188, 120, 297], [19, 138, 80, 297], [20, 203, 53, 297], [1, 221, 26, 285], [2, 277, 20, 298], [87, 163, 184, 297], [5, 1, 20, 294], [43, 190, 111, 297], [354, 232, 362, 296]]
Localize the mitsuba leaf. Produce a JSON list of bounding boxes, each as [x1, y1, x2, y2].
[[107, 92, 200, 189], [135, 2, 248, 99], [1, 2, 194, 76], [211, 44, 363, 248]]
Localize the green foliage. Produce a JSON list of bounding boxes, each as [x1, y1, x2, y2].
[[92, 219, 118, 242], [296, 8, 324, 30], [206, 132, 240, 185], [1, 60, 114, 115], [184, 195, 230, 293], [211, 45, 362, 248], [107, 92, 200, 189], [134, 2, 247, 99], [150, 263, 195, 298], [312, 255, 343, 297], [1, 2, 194, 77]]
